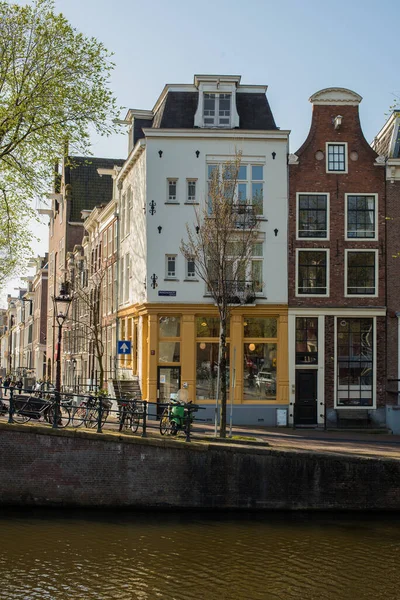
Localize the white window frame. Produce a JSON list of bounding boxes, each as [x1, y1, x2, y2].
[[326, 142, 348, 174], [345, 193, 378, 241], [207, 161, 265, 217], [167, 179, 178, 203], [185, 257, 197, 280], [186, 179, 197, 203], [334, 316, 376, 409], [296, 192, 330, 241], [296, 248, 330, 298], [203, 93, 232, 127], [344, 249, 378, 298], [165, 254, 177, 279]]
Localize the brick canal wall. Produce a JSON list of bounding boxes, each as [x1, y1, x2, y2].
[[1, 424, 399, 510]]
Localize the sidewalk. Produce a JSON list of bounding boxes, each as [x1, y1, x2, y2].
[[197, 424, 400, 460]]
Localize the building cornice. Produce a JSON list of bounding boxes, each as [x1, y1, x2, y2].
[[142, 128, 290, 140], [309, 87, 362, 106], [116, 139, 146, 183]]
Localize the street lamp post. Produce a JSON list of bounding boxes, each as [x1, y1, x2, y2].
[[52, 283, 73, 428]]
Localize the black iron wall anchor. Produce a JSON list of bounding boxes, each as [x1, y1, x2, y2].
[[196, 150, 200, 158], [274, 228, 278, 237], [150, 273, 158, 289], [158, 150, 163, 158], [272, 152, 276, 160], [195, 225, 200, 234], [149, 200, 156, 215], [157, 226, 162, 234]]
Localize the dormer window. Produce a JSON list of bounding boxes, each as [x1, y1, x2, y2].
[[203, 93, 231, 127], [194, 76, 240, 129]]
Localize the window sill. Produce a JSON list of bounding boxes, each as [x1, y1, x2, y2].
[[164, 278, 179, 282], [165, 202, 180, 205], [184, 278, 199, 282], [184, 202, 199, 205]]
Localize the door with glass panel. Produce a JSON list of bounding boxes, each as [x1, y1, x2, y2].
[[157, 367, 181, 416]]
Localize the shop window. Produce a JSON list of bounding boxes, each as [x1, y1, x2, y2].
[[296, 317, 318, 364], [196, 342, 230, 400], [196, 317, 230, 337], [336, 318, 373, 407], [159, 342, 180, 363], [244, 317, 277, 338], [159, 316, 181, 337], [243, 343, 277, 400]]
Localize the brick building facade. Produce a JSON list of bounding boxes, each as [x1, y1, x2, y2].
[[288, 88, 386, 427], [373, 112, 400, 406]]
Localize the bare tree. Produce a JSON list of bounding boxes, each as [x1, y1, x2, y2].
[[181, 153, 261, 437]]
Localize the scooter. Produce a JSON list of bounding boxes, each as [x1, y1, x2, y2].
[[159, 398, 197, 436]]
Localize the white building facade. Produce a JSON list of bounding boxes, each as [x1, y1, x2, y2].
[[116, 75, 288, 424]]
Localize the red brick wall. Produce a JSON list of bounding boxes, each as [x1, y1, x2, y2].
[[385, 180, 400, 402], [289, 103, 386, 307]]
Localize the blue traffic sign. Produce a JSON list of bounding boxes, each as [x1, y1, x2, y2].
[[118, 340, 132, 354]]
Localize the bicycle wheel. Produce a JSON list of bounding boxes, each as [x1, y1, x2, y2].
[[159, 408, 171, 435], [84, 407, 98, 428], [131, 410, 140, 434], [71, 406, 86, 427], [12, 404, 31, 424], [47, 405, 71, 428]]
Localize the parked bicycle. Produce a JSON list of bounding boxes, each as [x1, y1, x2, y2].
[[10, 392, 71, 427], [71, 395, 112, 428], [118, 395, 141, 433], [159, 399, 198, 436]]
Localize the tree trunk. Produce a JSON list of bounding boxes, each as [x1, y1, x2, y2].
[[219, 316, 227, 438]]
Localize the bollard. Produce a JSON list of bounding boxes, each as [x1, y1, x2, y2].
[[97, 396, 103, 433], [8, 387, 13, 424], [141, 400, 147, 438], [185, 407, 191, 443], [52, 392, 60, 429]]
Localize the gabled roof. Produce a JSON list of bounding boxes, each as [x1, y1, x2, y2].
[[64, 157, 124, 222], [372, 112, 400, 158]]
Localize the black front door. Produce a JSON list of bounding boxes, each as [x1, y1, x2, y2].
[[294, 370, 318, 425]]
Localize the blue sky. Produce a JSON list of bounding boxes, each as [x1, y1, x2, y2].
[[4, 0, 400, 299], [50, 0, 399, 157]]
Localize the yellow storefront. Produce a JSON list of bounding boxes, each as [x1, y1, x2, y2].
[[119, 304, 288, 420]]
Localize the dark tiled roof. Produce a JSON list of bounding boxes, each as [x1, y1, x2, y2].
[[236, 93, 277, 130], [154, 92, 199, 128], [133, 118, 153, 145], [149, 91, 277, 131], [65, 157, 124, 222]]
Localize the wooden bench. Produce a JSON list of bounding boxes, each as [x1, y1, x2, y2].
[[336, 409, 370, 428]]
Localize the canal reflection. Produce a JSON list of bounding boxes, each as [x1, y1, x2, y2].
[[0, 509, 399, 599]]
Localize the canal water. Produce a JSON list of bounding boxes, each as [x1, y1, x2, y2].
[[0, 509, 399, 599]]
